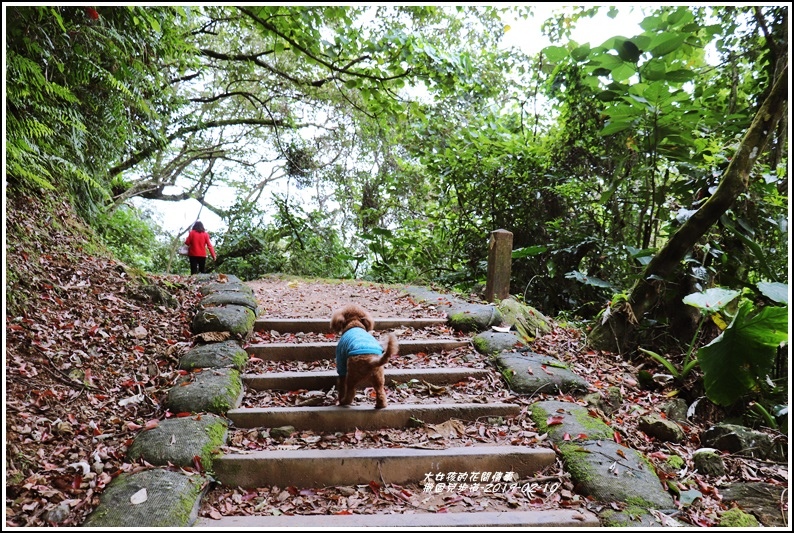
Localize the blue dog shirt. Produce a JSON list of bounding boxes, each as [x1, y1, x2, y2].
[[335, 327, 383, 376]]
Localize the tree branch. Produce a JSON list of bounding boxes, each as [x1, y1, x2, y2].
[[237, 7, 415, 85], [107, 117, 300, 179]]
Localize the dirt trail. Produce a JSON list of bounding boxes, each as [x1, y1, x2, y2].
[[246, 276, 449, 319]]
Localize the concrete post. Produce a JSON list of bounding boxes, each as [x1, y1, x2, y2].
[[485, 229, 513, 302]]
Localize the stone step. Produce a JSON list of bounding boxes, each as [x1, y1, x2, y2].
[[212, 445, 556, 489], [246, 339, 470, 361], [242, 367, 492, 391], [255, 317, 448, 333], [196, 509, 599, 528], [227, 402, 520, 432]]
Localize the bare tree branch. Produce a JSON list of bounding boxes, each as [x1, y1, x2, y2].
[[108, 117, 302, 179]]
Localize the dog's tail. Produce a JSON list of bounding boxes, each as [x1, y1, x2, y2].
[[377, 333, 398, 367]]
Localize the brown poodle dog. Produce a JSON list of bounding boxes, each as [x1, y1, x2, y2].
[[330, 303, 398, 409]]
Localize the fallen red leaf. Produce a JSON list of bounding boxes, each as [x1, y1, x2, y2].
[[546, 416, 565, 426]]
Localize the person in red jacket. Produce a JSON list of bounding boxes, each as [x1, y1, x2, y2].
[[185, 221, 216, 275]]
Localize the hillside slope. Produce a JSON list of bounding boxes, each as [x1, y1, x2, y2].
[[5, 193, 200, 526]]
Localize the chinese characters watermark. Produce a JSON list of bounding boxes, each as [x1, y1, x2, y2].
[[421, 471, 561, 497]]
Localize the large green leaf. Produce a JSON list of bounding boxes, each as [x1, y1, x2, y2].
[[542, 45, 569, 63], [757, 282, 788, 305], [611, 62, 636, 82], [591, 53, 624, 70], [664, 69, 696, 82], [565, 270, 615, 289], [697, 301, 789, 406], [683, 287, 740, 313], [512, 245, 547, 259], [600, 119, 635, 136], [616, 40, 641, 63], [641, 58, 668, 81], [648, 32, 687, 57], [570, 44, 591, 62]]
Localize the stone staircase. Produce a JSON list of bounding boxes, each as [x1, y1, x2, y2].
[[83, 276, 685, 528], [196, 315, 599, 527]]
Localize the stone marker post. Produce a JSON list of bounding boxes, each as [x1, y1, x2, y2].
[[485, 229, 513, 302]]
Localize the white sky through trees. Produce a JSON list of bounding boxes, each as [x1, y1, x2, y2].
[[135, 5, 645, 239]]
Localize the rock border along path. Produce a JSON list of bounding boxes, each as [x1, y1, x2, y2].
[[83, 274, 254, 527], [84, 275, 683, 527]]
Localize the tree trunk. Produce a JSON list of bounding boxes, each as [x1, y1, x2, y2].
[[589, 65, 788, 354]]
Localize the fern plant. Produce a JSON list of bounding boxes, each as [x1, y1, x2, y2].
[[5, 6, 192, 222]]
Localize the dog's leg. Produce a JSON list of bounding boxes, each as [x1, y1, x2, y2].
[[336, 376, 349, 406], [339, 377, 356, 406], [373, 367, 387, 409], [339, 368, 359, 406], [341, 356, 371, 406]]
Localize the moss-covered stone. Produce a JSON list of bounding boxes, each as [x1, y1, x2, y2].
[[599, 507, 667, 527], [660, 398, 689, 422], [200, 291, 259, 313], [497, 354, 590, 396], [166, 368, 243, 415], [701, 423, 786, 461], [666, 454, 685, 470], [472, 331, 526, 355], [638, 413, 685, 443], [127, 414, 228, 471], [692, 448, 726, 476], [82, 469, 209, 527], [719, 482, 786, 527], [198, 281, 254, 297], [447, 303, 502, 332], [529, 400, 613, 442], [558, 440, 675, 508], [191, 305, 256, 336], [497, 298, 553, 338], [558, 443, 597, 483], [178, 340, 249, 371], [719, 508, 759, 527]]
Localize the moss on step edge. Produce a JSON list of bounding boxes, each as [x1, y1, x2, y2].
[[200, 419, 229, 473], [471, 336, 490, 355], [212, 369, 242, 413], [557, 443, 597, 483]]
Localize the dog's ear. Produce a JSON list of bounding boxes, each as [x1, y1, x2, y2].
[[330, 309, 344, 332], [361, 312, 374, 331]]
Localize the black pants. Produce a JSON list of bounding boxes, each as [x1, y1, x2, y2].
[[189, 256, 207, 275]]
